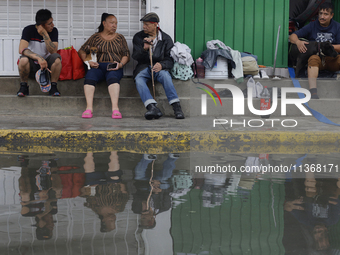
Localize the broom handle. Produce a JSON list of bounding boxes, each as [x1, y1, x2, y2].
[[273, 25, 281, 74]]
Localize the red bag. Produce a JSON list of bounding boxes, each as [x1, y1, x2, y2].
[[57, 46, 85, 81], [71, 46, 86, 80], [57, 47, 73, 80]]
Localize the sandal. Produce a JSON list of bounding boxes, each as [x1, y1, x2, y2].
[[82, 109, 93, 118], [112, 110, 122, 119]]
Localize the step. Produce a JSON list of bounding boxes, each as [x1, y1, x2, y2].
[[3, 77, 340, 98], [1, 96, 191, 117], [1, 77, 190, 97], [2, 94, 340, 117], [190, 97, 340, 117], [2, 77, 340, 118]]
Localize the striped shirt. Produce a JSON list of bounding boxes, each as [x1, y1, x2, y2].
[[80, 32, 130, 62]]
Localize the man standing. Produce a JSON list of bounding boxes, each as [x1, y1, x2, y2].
[[17, 9, 61, 97], [132, 12, 184, 120], [289, 2, 340, 99]]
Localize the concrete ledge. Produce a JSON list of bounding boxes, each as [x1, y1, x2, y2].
[[2, 129, 340, 154]]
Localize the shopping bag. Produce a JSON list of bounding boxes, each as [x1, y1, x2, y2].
[[71, 46, 85, 80], [57, 47, 73, 80]]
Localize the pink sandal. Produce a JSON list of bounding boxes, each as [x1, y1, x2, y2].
[[82, 109, 93, 118], [112, 110, 122, 119]]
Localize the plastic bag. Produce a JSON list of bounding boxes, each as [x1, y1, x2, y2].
[[171, 62, 193, 81]]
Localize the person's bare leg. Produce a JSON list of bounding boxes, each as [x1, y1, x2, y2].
[[83, 152, 95, 173], [108, 151, 120, 180], [108, 83, 120, 115], [84, 85, 95, 115], [308, 66, 319, 99], [308, 66, 318, 89], [18, 57, 30, 83], [50, 58, 62, 83], [108, 151, 120, 171]]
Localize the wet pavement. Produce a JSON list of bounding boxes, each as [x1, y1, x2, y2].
[[2, 98, 340, 254], [1, 149, 340, 255], [1, 114, 340, 132]]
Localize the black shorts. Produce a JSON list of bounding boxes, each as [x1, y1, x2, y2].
[[20, 53, 61, 79]]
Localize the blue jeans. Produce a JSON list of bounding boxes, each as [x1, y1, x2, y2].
[[84, 63, 123, 86], [134, 155, 177, 190], [134, 67, 180, 107]]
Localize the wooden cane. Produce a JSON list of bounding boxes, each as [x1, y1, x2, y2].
[[149, 44, 156, 99], [146, 160, 155, 211]]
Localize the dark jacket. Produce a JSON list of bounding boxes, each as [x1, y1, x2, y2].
[[132, 29, 174, 78]]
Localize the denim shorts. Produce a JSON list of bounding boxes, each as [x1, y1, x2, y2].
[[84, 62, 124, 86]]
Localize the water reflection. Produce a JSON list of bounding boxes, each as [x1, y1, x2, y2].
[[81, 152, 129, 233], [1, 151, 340, 254], [18, 157, 62, 240], [133, 153, 177, 229], [284, 173, 340, 253]]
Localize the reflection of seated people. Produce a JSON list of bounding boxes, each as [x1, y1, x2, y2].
[[18, 158, 62, 240], [80, 151, 129, 232], [283, 172, 340, 252], [132, 154, 178, 228]]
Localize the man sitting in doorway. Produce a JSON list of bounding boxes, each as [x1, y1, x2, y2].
[[289, 2, 340, 99]]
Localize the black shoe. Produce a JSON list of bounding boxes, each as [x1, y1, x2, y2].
[[311, 93, 319, 99], [49, 84, 60, 96], [172, 102, 185, 119], [310, 88, 319, 99], [17, 83, 29, 97], [145, 103, 163, 120]]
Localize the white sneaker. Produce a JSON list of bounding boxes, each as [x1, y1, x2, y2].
[[253, 72, 261, 79], [261, 70, 269, 79], [169, 153, 180, 159], [144, 154, 157, 160], [247, 77, 256, 98], [255, 82, 263, 98]]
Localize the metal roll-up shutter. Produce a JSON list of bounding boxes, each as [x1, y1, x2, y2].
[[0, 0, 146, 76]]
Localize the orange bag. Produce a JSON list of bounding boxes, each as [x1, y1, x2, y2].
[[71, 46, 86, 80]]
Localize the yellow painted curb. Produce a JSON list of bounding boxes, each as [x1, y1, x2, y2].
[[1, 129, 340, 154]]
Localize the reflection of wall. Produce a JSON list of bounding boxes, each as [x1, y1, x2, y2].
[[0, 167, 21, 205], [171, 180, 285, 254], [142, 210, 173, 255], [0, 198, 140, 254]]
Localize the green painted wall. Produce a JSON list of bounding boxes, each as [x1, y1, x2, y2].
[[333, 0, 340, 22], [171, 180, 285, 254], [175, 0, 290, 68]]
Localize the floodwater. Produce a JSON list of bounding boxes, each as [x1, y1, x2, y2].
[[1, 150, 340, 255]]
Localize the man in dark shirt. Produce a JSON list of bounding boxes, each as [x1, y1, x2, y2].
[[132, 12, 185, 120], [17, 9, 61, 97], [289, 2, 340, 99]]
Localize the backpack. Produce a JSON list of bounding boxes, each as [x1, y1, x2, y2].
[[242, 56, 259, 75]]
